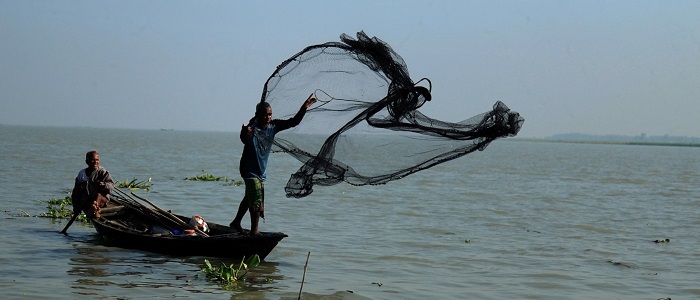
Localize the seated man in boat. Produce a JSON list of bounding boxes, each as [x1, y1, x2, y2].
[[71, 150, 114, 218]]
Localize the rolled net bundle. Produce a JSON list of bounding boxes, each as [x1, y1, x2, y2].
[[258, 31, 524, 198]]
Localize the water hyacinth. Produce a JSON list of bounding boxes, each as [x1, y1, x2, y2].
[[38, 195, 89, 224], [184, 170, 229, 182], [201, 255, 261, 288], [117, 177, 152, 191]]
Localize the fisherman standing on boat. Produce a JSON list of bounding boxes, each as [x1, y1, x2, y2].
[[231, 94, 317, 236], [71, 151, 114, 218]]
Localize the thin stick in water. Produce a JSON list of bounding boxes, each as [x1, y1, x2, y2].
[[298, 251, 311, 300]]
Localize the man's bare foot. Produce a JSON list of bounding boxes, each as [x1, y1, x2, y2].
[[229, 221, 244, 234]]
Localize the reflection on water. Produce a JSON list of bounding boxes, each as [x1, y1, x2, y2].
[[60, 234, 370, 299], [64, 235, 287, 296]]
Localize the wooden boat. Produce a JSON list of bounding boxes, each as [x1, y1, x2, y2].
[[90, 189, 287, 260]]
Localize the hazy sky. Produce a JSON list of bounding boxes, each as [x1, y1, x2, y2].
[[2, 1, 698, 138]]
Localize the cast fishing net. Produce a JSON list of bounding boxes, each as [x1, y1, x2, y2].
[[258, 31, 524, 198]]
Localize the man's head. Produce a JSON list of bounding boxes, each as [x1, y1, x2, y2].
[[85, 151, 100, 170], [256, 102, 272, 128]]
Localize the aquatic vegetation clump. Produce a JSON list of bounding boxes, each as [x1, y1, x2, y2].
[[116, 178, 152, 191], [185, 170, 229, 182], [223, 180, 244, 187], [201, 255, 261, 289], [38, 195, 89, 224]]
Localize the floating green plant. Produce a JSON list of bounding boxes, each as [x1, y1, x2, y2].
[[38, 195, 89, 224], [116, 177, 152, 191], [201, 255, 261, 288], [223, 180, 244, 187], [185, 170, 229, 182]]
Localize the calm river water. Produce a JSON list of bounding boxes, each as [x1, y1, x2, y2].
[[1, 125, 698, 299]]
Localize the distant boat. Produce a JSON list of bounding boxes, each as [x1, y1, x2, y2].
[[160, 128, 174, 131]]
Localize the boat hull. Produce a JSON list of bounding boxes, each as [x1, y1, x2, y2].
[[90, 204, 287, 260]]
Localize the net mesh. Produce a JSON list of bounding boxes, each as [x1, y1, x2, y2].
[[258, 31, 524, 198]]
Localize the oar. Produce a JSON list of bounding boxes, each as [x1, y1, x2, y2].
[[60, 194, 94, 235], [60, 212, 80, 235]]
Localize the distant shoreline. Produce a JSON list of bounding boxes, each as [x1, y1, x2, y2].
[[513, 138, 700, 148], [2, 124, 698, 148]]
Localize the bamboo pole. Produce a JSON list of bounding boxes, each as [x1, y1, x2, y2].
[[111, 188, 182, 231], [129, 191, 209, 237]]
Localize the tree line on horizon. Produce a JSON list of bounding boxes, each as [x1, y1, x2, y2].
[[547, 133, 700, 145]]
